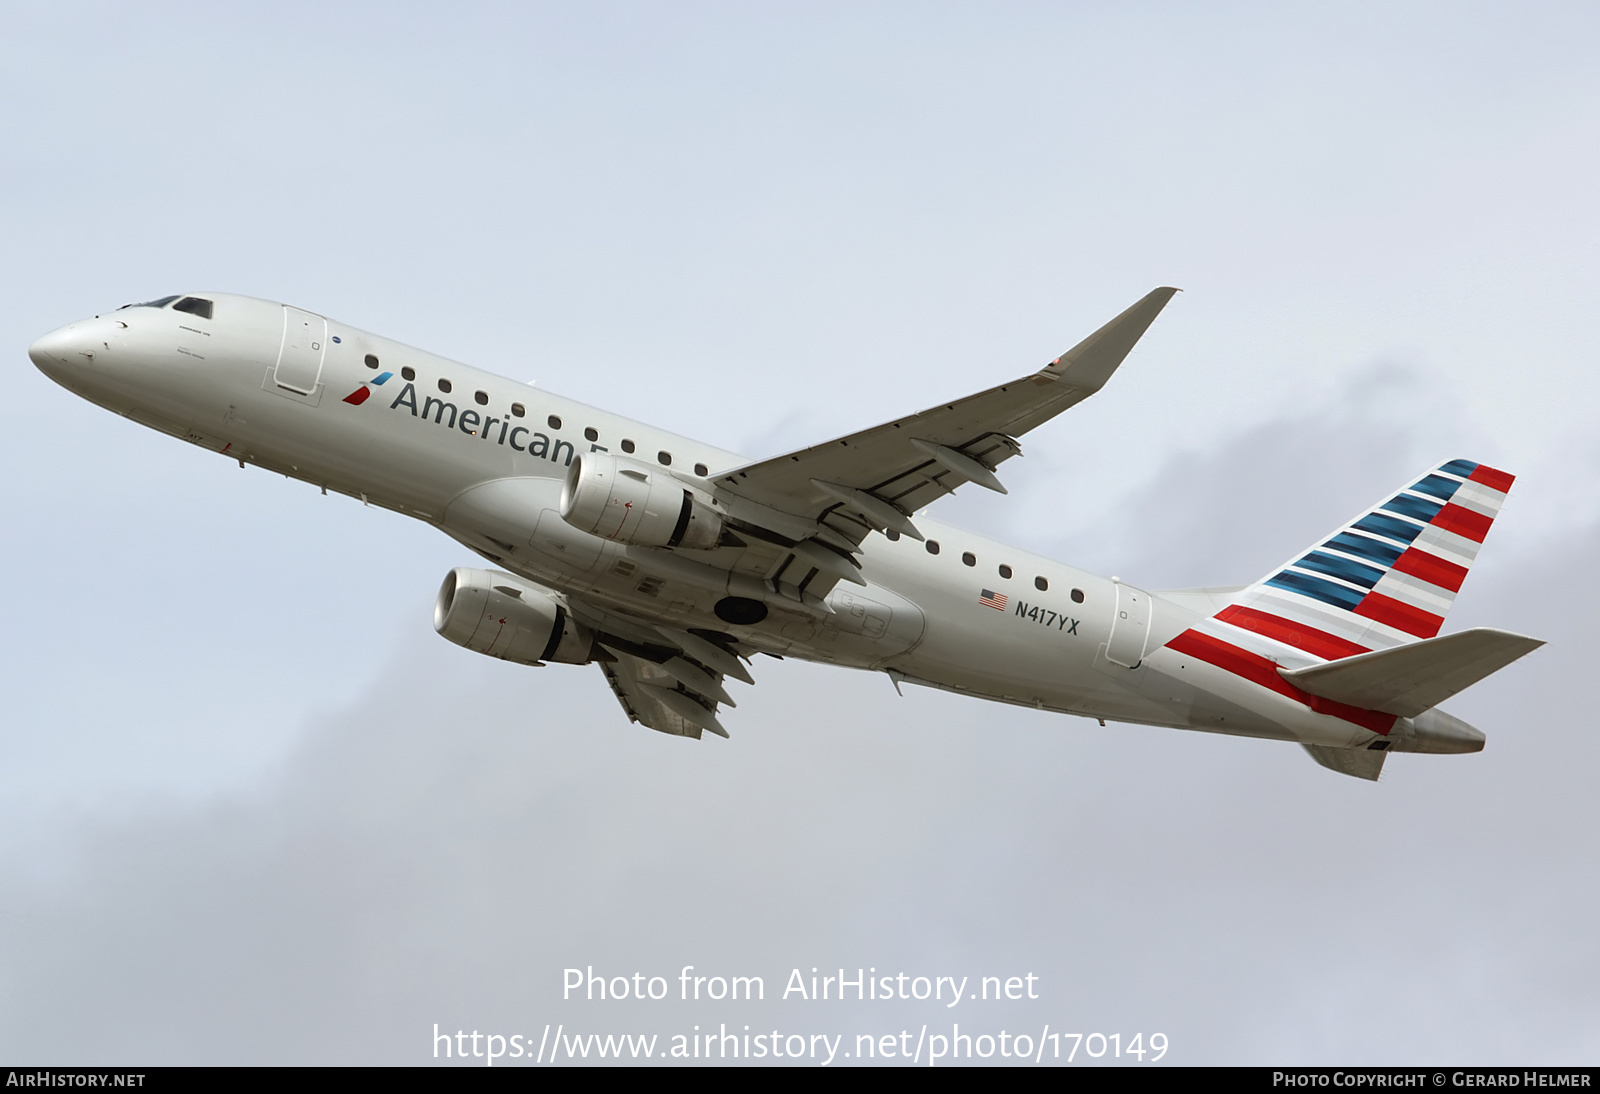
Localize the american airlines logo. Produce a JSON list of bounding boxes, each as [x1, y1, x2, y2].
[[348, 379, 579, 467], [342, 371, 394, 405]]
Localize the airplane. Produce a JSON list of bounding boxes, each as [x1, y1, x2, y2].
[[27, 287, 1543, 781]]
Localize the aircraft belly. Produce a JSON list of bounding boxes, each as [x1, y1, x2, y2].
[[435, 476, 916, 663], [871, 558, 1351, 742], [767, 584, 927, 667], [1140, 647, 1372, 747], [223, 402, 454, 512], [887, 585, 1128, 713]]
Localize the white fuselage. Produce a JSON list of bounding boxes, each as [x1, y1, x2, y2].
[[28, 293, 1468, 754]]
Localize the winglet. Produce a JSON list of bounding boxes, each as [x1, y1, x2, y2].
[[1041, 286, 1180, 393]]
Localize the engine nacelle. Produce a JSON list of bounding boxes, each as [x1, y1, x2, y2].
[[560, 451, 722, 549], [433, 568, 593, 665]]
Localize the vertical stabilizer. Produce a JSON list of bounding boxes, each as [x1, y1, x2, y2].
[[1212, 459, 1514, 661], [1156, 460, 1518, 777]]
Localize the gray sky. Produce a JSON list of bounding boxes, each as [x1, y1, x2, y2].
[[1, 2, 1596, 1065]]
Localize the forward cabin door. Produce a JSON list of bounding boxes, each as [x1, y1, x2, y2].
[[1105, 581, 1152, 668], [274, 306, 328, 394]]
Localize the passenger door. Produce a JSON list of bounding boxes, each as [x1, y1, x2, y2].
[[274, 306, 327, 395], [1105, 581, 1152, 668]]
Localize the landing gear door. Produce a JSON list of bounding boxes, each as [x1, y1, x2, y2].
[[274, 306, 328, 395], [1105, 581, 1152, 668]]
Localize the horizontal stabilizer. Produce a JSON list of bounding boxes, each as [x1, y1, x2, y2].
[[1301, 743, 1387, 781], [1279, 627, 1544, 717]]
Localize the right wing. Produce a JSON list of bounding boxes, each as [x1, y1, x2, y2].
[[719, 286, 1180, 522], [706, 287, 1179, 605], [582, 292, 1177, 730]]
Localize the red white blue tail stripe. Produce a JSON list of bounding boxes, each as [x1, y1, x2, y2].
[[1160, 459, 1514, 733]]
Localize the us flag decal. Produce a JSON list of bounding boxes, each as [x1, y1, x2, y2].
[[979, 589, 1008, 610]]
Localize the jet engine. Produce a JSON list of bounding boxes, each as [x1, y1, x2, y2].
[[433, 567, 593, 665], [560, 451, 722, 549]]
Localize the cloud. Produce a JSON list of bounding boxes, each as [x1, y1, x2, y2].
[[1046, 362, 1475, 587]]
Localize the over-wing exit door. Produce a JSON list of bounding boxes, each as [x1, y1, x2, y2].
[[274, 306, 327, 395]]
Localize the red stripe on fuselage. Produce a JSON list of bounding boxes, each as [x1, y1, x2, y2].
[[1165, 629, 1396, 735], [1214, 605, 1370, 660], [1469, 465, 1515, 493], [1390, 547, 1468, 593], [1353, 591, 1444, 638]]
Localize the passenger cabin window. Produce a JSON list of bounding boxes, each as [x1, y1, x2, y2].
[[885, 529, 901, 542], [548, 415, 562, 429], [1035, 576, 1049, 591], [658, 451, 672, 466], [1071, 588, 1085, 603], [438, 378, 452, 393], [998, 564, 1013, 579], [474, 391, 488, 405], [694, 462, 708, 476], [511, 403, 525, 418], [584, 427, 599, 442], [621, 439, 636, 454], [961, 552, 976, 567], [401, 367, 416, 381], [926, 540, 940, 555], [364, 354, 380, 369], [172, 297, 213, 319]]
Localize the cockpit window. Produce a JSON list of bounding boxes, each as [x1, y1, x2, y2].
[[119, 295, 180, 310], [173, 297, 214, 320]]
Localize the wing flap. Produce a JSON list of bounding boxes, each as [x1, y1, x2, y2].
[[1279, 627, 1544, 717], [599, 654, 706, 739], [594, 626, 754, 739]]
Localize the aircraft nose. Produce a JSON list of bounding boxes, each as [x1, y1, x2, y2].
[[29, 323, 93, 377]]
